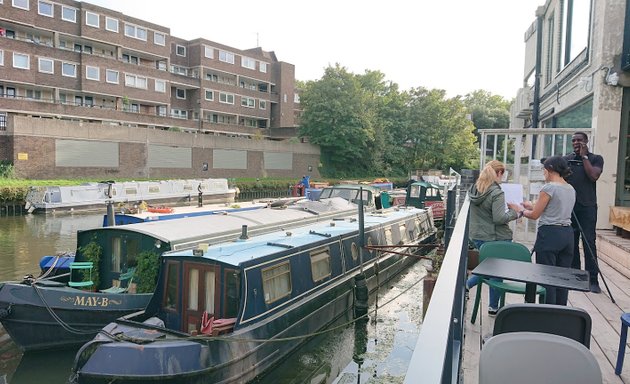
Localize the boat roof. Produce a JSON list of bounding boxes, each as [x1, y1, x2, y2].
[[410, 181, 440, 189], [164, 206, 428, 266], [80, 197, 359, 250]]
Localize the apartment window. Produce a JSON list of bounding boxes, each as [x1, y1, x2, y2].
[[241, 97, 255, 108], [84, 96, 94, 107], [85, 11, 99, 28], [122, 54, 139, 65], [155, 79, 166, 93], [6, 87, 16, 98], [219, 50, 234, 64], [86, 66, 99, 81], [546, 14, 555, 83], [260, 62, 267, 73], [219, 92, 234, 104], [294, 94, 300, 103], [157, 105, 166, 117], [125, 74, 147, 89], [154, 32, 166, 46], [62, 62, 77, 77], [241, 57, 256, 70], [259, 100, 266, 110], [559, 0, 590, 70], [13, 53, 29, 69], [204, 46, 213, 59], [26, 90, 42, 100], [105, 17, 119, 32], [157, 60, 167, 71], [62, 6, 76, 22], [176, 45, 186, 57], [124, 24, 147, 41], [175, 88, 186, 99], [0, 50, 4, 66], [106, 69, 119, 84], [204, 89, 214, 101], [38, 1, 53, 17], [38, 58, 54, 74], [84, 46, 92, 54], [12, 0, 28, 10], [75, 96, 83, 106], [171, 109, 187, 119]]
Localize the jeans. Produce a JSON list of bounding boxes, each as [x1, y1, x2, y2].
[[466, 239, 504, 309]]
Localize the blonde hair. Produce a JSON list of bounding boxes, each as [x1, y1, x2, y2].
[[476, 160, 505, 193]]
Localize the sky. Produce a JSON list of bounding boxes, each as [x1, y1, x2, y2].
[[87, 0, 542, 99]]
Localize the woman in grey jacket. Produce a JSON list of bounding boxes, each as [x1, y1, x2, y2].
[[466, 160, 520, 314]]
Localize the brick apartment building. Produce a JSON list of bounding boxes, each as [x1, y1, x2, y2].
[[0, 0, 318, 179]]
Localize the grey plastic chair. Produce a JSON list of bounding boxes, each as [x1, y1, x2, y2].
[[493, 303, 592, 348], [479, 332, 602, 384]]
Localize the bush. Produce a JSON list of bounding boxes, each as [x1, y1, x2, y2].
[[135, 251, 160, 293], [77, 239, 102, 289]]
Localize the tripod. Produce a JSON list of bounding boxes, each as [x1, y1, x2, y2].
[[571, 210, 616, 303]]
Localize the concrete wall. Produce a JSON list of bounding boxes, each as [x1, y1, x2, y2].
[[6, 115, 320, 179]]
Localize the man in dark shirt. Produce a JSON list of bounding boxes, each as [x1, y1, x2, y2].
[[563, 132, 604, 293]]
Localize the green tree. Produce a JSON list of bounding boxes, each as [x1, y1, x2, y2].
[[462, 90, 511, 130]]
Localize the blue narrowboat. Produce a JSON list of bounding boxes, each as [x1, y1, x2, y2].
[[70, 206, 436, 383]]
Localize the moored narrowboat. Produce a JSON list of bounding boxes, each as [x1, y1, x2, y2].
[[70, 206, 436, 383]]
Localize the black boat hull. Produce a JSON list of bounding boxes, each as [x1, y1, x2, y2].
[[0, 281, 151, 351]]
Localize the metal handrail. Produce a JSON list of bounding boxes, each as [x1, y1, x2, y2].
[[404, 194, 470, 384]]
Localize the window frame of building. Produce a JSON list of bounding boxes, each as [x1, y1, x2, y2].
[[62, 62, 77, 77], [84, 96, 94, 107], [155, 79, 166, 93], [38, 0, 53, 17], [61, 5, 77, 22], [241, 57, 256, 70], [85, 11, 99, 28], [124, 23, 147, 41], [205, 89, 214, 101], [106, 69, 119, 84], [38, 57, 54, 74], [157, 105, 167, 117], [219, 50, 235, 64], [259, 99, 266, 110], [105, 17, 119, 33], [12, 0, 29, 10], [204, 46, 214, 59], [26, 89, 42, 100], [241, 96, 255, 108], [157, 60, 167, 71], [219, 92, 234, 104], [176, 45, 186, 57], [175, 88, 186, 99], [171, 109, 187, 119], [260, 62, 267, 73], [13, 53, 30, 70], [0, 50, 4, 66], [545, 13, 555, 84], [6, 87, 16, 98], [86, 65, 100, 81], [154, 32, 166, 46], [558, 0, 590, 71]]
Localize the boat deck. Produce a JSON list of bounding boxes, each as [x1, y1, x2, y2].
[[462, 230, 630, 383]]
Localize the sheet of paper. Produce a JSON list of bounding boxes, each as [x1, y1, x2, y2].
[[500, 183, 524, 205]]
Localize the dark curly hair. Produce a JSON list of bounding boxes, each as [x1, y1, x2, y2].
[[543, 156, 572, 178]]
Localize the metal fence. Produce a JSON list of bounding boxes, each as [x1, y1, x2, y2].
[[236, 189, 292, 202]]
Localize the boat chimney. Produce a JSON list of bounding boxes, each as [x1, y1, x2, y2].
[[239, 225, 249, 240], [105, 200, 115, 227]]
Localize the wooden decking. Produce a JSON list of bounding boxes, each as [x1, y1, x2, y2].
[[462, 230, 630, 384]]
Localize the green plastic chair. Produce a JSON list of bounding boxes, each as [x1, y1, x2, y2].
[[100, 267, 136, 294], [68, 262, 94, 288], [470, 241, 546, 324]]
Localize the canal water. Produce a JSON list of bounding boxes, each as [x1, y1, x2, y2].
[[0, 213, 428, 384]]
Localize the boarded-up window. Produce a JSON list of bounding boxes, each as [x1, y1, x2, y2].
[[56, 140, 119, 167], [213, 149, 247, 169], [148, 145, 191, 168], [262, 262, 291, 303], [263, 152, 292, 170]]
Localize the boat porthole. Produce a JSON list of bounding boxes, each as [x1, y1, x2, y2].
[[351, 242, 359, 261]]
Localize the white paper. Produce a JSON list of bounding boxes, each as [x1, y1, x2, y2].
[[500, 183, 524, 205]]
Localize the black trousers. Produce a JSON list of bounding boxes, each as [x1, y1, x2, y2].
[[535, 225, 574, 305], [570, 204, 598, 283]]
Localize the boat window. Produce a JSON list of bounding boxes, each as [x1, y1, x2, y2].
[[111, 188, 117, 196], [124, 188, 137, 195], [262, 262, 292, 304], [204, 270, 215, 314], [310, 248, 331, 282], [111, 237, 122, 272], [224, 269, 240, 318], [148, 186, 160, 193], [164, 262, 179, 311], [351, 242, 359, 261], [410, 185, 421, 198], [188, 268, 199, 311], [399, 224, 407, 241], [385, 228, 393, 245], [126, 238, 139, 270]]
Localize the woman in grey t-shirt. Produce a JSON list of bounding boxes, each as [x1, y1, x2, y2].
[[509, 156, 576, 305]]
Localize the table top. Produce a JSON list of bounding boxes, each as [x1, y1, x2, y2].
[[472, 258, 590, 292]]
